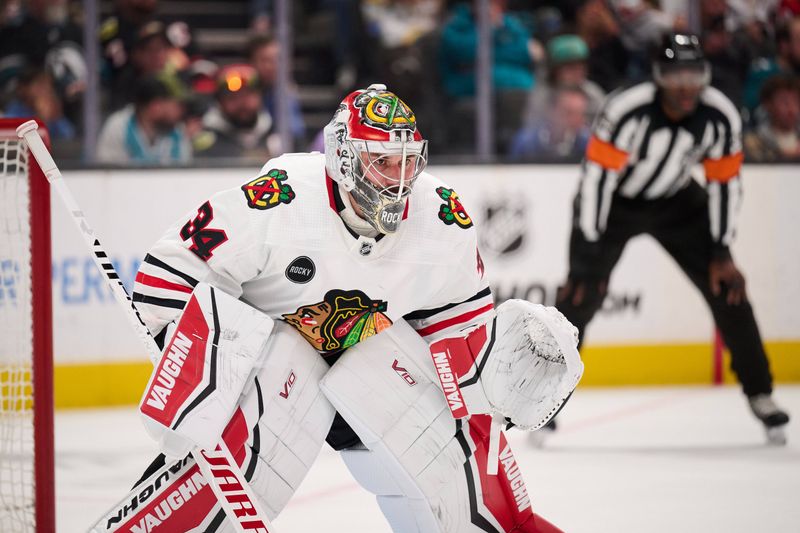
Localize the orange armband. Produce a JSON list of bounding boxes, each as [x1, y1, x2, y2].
[[585, 135, 629, 171], [704, 152, 743, 183]]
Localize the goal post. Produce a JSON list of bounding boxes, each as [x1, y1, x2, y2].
[[0, 118, 54, 533]]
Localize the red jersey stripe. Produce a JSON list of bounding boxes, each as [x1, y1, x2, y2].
[[135, 271, 194, 294], [416, 303, 494, 338]]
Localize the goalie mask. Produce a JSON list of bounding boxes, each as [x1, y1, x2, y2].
[[324, 84, 428, 234]]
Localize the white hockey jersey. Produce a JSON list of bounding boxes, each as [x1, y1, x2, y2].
[[133, 152, 493, 359]]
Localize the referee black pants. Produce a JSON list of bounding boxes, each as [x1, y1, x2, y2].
[[556, 180, 774, 397]]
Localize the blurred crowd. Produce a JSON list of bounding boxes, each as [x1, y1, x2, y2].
[[1, 0, 800, 165]]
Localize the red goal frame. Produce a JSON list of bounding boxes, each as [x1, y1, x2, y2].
[[0, 118, 54, 532]]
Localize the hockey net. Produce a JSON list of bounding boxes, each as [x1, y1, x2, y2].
[[0, 119, 54, 532]]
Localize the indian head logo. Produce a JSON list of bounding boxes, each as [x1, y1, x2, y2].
[[241, 169, 295, 210], [353, 91, 416, 132], [436, 186, 473, 229], [282, 289, 393, 353]]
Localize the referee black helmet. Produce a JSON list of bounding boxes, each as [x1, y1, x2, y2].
[[653, 33, 711, 89]]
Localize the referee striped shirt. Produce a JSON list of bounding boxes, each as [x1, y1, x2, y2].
[[577, 81, 744, 254]]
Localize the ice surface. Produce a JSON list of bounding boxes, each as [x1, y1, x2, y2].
[[57, 386, 800, 532]]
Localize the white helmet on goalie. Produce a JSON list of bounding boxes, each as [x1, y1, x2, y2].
[[324, 83, 428, 234]]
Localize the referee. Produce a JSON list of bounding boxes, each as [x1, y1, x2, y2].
[[555, 33, 790, 443]]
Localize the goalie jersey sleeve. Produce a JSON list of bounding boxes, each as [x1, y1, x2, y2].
[[132, 179, 271, 336], [403, 232, 494, 344]]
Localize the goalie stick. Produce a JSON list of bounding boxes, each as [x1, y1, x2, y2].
[[16, 120, 275, 533]]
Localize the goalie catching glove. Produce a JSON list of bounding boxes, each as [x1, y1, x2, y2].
[[430, 299, 583, 430]]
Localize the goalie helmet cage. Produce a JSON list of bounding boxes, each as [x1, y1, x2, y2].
[[0, 118, 55, 532]]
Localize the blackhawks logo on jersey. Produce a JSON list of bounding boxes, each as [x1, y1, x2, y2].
[[241, 169, 295, 210], [353, 91, 416, 132], [282, 289, 392, 353], [436, 186, 472, 229]]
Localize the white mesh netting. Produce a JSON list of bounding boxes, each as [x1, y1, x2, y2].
[[0, 134, 36, 531]]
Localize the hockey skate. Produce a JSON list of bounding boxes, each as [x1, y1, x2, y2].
[[748, 394, 790, 446]]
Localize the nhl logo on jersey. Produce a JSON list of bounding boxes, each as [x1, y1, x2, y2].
[[285, 256, 316, 283], [241, 169, 295, 210], [436, 186, 473, 229], [353, 91, 416, 132], [282, 289, 392, 353]]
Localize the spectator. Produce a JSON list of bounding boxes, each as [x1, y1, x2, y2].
[[100, 0, 193, 90], [439, 0, 535, 99], [3, 65, 76, 140], [610, 0, 688, 83], [509, 86, 590, 160], [522, 34, 606, 126], [196, 63, 275, 161], [744, 75, 800, 160], [572, 0, 631, 92], [777, 0, 800, 20], [96, 75, 191, 165], [0, 0, 82, 67], [106, 19, 190, 111], [725, 0, 780, 58], [184, 58, 219, 152], [700, 0, 754, 108], [249, 0, 272, 34], [0, 0, 85, 124], [100, 0, 158, 84], [275, 0, 363, 89], [438, 0, 535, 152], [529, 6, 565, 44], [248, 33, 306, 151], [744, 15, 800, 111], [361, 0, 444, 108]]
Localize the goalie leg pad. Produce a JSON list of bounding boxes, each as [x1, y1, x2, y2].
[[320, 320, 562, 533], [139, 282, 276, 458], [242, 321, 337, 517], [93, 322, 335, 532]]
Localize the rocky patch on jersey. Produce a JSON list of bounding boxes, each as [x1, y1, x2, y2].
[[353, 91, 416, 132], [436, 186, 473, 229], [282, 289, 392, 353], [241, 168, 295, 210], [285, 256, 316, 283]]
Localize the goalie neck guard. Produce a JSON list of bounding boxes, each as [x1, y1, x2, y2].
[[324, 84, 428, 234]]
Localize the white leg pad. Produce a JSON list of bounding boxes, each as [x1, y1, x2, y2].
[[90, 322, 336, 532], [237, 320, 337, 517], [320, 320, 483, 533]]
